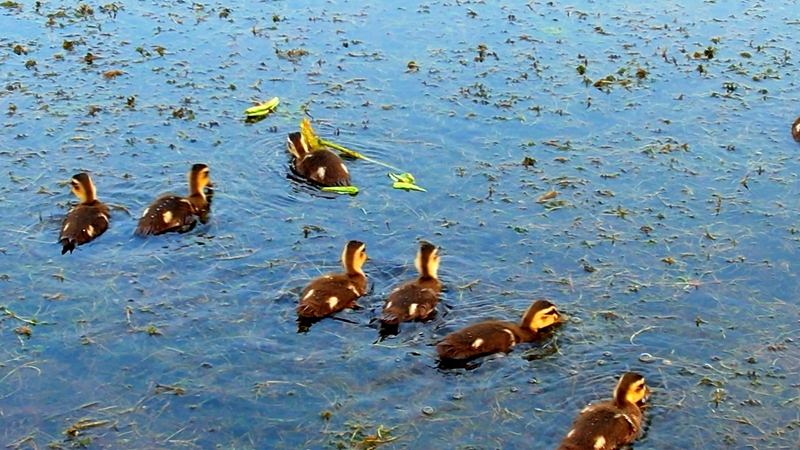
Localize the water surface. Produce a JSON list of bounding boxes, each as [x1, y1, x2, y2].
[[1, 1, 799, 449]]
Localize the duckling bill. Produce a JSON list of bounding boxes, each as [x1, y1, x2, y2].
[[58, 173, 110, 254], [135, 164, 212, 236], [287, 132, 351, 187], [436, 299, 560, 361], [296, 240, 369, 319], [557, 372, 650, 450], [381, 242, 442, 325]]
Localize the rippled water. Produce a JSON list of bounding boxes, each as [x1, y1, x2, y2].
[[1, 1, 799, 449]]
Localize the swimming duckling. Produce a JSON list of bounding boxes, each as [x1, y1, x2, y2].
[[381, 242, 442, 325], [436, 299, 560, 361], [557, 372, 650, 450], [58, 173, 110, 254], [287, 132, 351, 187], [296, 240, 369, 318], [135, 164, 212, 236], [792, 116, 800, 142]]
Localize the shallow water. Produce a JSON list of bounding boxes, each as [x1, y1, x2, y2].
[[1, 1, 799, 449]]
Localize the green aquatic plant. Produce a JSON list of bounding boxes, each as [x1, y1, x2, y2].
[[299, 118, 426, 192], [244, 97, 280, 118]]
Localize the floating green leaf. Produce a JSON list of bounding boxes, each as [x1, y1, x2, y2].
[[245, 97, 280, 117], [321, 186, 359, 195]]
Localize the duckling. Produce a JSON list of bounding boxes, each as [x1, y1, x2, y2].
[[557, 372, 650, 450], [58, 173, 110, 254], [436, 299, 560, 360], [135, 164, 212, 236], [287, 132, 351, 187], [792, 116, 800, 142], [381, 242, 442, 325], [296, 240, 369, 318]]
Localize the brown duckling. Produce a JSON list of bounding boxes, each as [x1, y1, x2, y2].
[[58, 173, 110, 254], [381, 242, 442, 325], [792, 116, 800, 142], [436, 299, 560, 360], [557, 372, 650, 450], [287, 132, 351, 187], [135, 164, 212, 236], [296, 240, 369, 318]]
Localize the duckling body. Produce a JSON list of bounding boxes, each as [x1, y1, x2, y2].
[[792, 116, 800, 142], [436, 299, 560, 360], [297, 240, 368, 318], [557, 372, 649, 450], [58, 173, 110, 254], [135, 164, 212, 236], [287, 132, 351, 187], [381, 242, 441, 325]]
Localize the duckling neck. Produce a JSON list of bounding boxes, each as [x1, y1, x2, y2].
[[612, 394, 638, 410], [515, 326, 537, 342], [346, 267, 364, 278], [418, 272, 437, 281], [188, 183, 206, 202]]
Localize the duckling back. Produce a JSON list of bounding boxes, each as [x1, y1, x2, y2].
[[436, 321, 526, 360], [59, 200, 110, 254], [296, 273, 367, 318], [294, 150, 351, 187], [556, 402, 643, 450], [380, 277, 441, 324], [135, 195, 208, 236]]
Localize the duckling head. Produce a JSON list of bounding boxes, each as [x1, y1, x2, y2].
[[520, 299, 560, 332], [342, 240, 368, 276], [414, 241, 440, 280], [793, 116, 800, 142], [287, 132, 310, 159], [188, 163, 212, 197], [613, 372, 649, 407], [70, 173, 97, 204]]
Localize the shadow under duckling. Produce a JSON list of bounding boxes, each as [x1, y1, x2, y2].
[[287, 132, 351, 187], [135, 163, 213, 236], [296, 240, 369, 320], [556, 372, 650, 450], [58, 173, 110, 254], [436, 299, 561, 362], [380, 242, 442, 330]]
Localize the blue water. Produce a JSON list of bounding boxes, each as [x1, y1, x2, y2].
[[1, 1, 799, 448]]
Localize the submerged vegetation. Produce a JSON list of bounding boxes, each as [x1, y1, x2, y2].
[[1, 1, 799, 449]]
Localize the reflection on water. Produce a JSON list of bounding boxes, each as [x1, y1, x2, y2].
[[1, 1, 799, 448]]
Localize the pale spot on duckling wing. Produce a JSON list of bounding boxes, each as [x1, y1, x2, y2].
[[593, 436, 606, 450], [381, 279, 441, 324], [296, 273, 366, 318], [59, 202, 110, 254], [436, 321, 522, 360], [135, 195, 197, 236]]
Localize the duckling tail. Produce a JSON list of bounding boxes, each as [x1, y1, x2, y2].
[[59, 238, 75, 255], [296, 304, 322, 319], [380, 312, 400, 325], [435, 341, 459, 360]]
